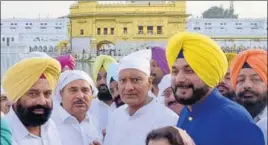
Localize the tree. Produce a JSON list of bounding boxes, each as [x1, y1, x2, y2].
[[202, 5, 238, 18]]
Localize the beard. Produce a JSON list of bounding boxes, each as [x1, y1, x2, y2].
[[97, 84, 113, 101], [172, 83, 209, 105], [15, 101, 52, 127], [217, 84, 236, 101], [114, 95, 125, 108], [222, 91, 236, 101], [236, 89, 267, 118]]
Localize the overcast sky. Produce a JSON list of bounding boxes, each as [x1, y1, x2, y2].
[[1, 1, 267, 19]]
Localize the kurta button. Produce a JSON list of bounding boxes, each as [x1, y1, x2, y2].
[[188, 116, 193, 121]]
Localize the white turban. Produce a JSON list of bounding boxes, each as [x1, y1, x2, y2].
[[53, 70, 98, 105], [158, 74, 172, 97], [1, 85, 5, 95], [106, 63, 119, 91], [118, 49, 152, 76]]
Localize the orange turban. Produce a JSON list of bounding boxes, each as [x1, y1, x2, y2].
[[230, 49, 267, 89]]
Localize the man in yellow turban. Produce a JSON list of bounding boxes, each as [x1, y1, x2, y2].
[[90, 55, 117, 132], [166, 32, 265, 145], [2, 57, 62, 145], [216, 53, 237, 100], [230, 49, 267, 144]]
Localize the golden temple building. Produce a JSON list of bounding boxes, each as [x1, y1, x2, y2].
[[68, 1, 189, 54]]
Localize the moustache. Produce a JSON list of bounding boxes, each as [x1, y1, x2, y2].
[[150, 73, 156, 77], [98, 84, 108, 89], [74, 99, 85, 105], [167, 100, 177, 107], [217, 84, 228, 90], [29, 105, 50, 113], [237, 88, 259, 98], [175, 83, 194, 90]]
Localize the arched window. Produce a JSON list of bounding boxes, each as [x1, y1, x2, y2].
[[38, 45, 42, 51], [49, 46, 53, 52], [43, 46, 48, 52], [34, 45, 38, 51]]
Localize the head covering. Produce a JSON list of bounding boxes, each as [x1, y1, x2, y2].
[[230, 49, 267, 89], [21, 51, 50, 60], [2, 57, 61, 102], [158, 74, 171, 97], [225, 53, 237, 68], [1, 85, 5, 96], [106, 63, 119, 91], [53, 70, 98, 105], [92, 55, 117, 82], [151, 47, 170, 74], [166, 32, 228, 88], [118, 49, 152, 76], [55, 54, 76, 71]]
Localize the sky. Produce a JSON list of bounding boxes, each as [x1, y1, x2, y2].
[[1, 1, 267, 19]]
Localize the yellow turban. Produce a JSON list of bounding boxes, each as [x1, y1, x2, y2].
[[2, 57, 61, 102], [92, 55, 117, 82], [166, 32, 228, 88], [225, 53, 237, 68]]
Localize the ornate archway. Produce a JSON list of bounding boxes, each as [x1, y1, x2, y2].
[[96, 40, 116, 56]]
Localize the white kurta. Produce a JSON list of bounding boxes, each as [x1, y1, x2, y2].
[[255, 107, 267, 145], [4, 108, 62, 145], [89, 98, 116, 131], [103, 98, 179, 145], [51, 106, 103, 145]]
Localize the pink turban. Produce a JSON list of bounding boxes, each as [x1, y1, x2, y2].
[[55, 54, 75, 71], [151, 47, 170, 74]]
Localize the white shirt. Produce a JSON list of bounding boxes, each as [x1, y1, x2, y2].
[[89, 98, 116, 131], [148, 90, 165, 105], [255, 107, 267, 145], [4, 108, 62, 145], [103, 98, 179, 145], [51, 106, 103, 145]]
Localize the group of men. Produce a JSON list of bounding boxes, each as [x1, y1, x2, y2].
[[0, 31, 267, 145]]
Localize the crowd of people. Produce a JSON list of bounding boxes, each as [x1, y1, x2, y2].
[[0, 31, 267, 145]]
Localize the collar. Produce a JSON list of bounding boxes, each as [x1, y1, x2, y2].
[[189, 88, 222, 117], [124, 97, 156, 118], [255, 107, 267, 122], [5, 108, 50, 141], [58, 106, 90, 124]]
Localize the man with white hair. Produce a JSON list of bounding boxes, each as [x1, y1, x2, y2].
[[51, 70, 103, 145], [101, 50, 178, 145], [158, 74, 184, 115], [106, 63, 125, 108]]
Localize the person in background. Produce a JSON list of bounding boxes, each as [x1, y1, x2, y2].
[[102, 50, 178, 145], [230, 49, 267, 145], [150, 47, 170, 103], [2, 57, 62, 145], [51, 70, 102, 145], [166, 32, 265, 145], [216, 52, 237, 100], [106, 62, 125, 108], [159, 75, 184, 115], [55, 54, 76, 72], [1, 111, 12, 145], [1, 86, 13, 114], [146, 126, 195, 145], [90, 55, 117, 131]]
